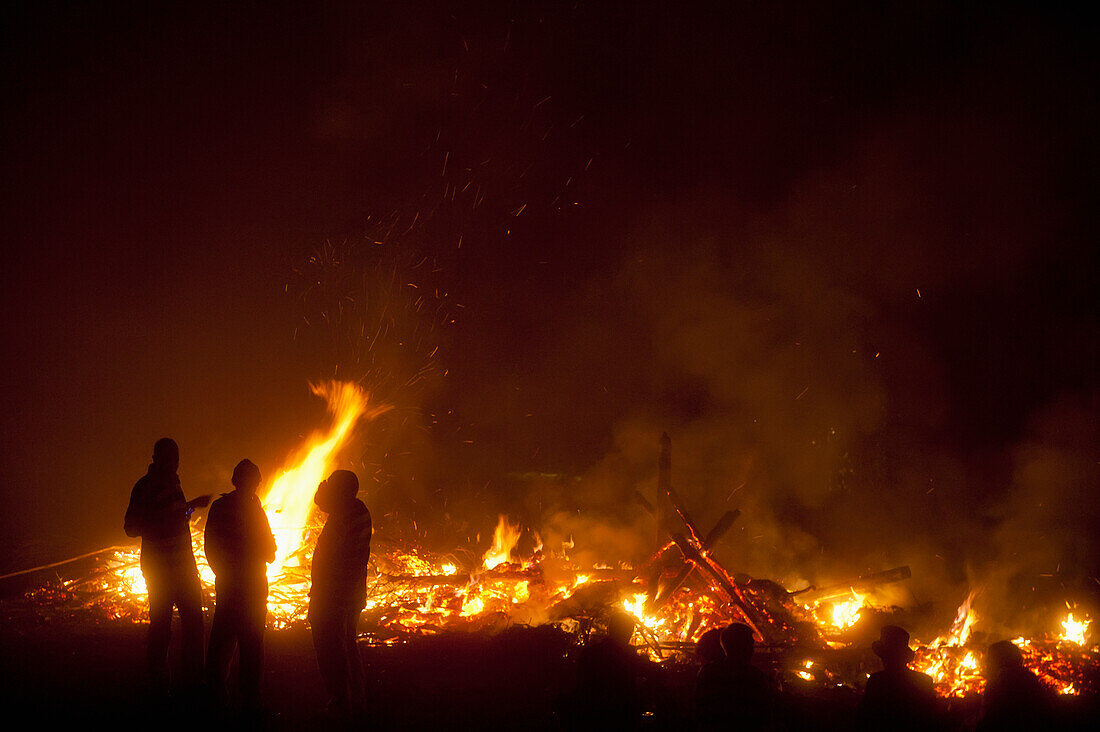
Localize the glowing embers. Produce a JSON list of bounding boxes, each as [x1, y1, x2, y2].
[[118, 558, 147, 597], [910, 596, 1097, 698], [913, 591, 984, 697]]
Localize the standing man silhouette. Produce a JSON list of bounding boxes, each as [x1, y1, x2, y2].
[[309, 469, 372, 718], [858, 625, 940, 730], [204, 458, 276, 711], [124, 437, 211, 696]]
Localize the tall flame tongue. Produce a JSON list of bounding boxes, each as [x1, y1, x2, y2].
[[262, 381, 388, 580], [482, 515, 522, 571]]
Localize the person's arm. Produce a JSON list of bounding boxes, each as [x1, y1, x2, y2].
[[256, 501, 277, 563], [204, 502, 225, 571], [360, 508, 372, 568], [186, 494, 213, 512], [156, 488, 209, 520], [123, 483, 146, 537]]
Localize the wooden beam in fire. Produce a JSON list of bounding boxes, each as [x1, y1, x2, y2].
[[790, 565, 912, 604], [648, 433, 794, 645], [649, 509, 740, 610]]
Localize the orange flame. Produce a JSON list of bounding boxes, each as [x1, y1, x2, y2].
[[1060, 613, 1090, 646], [829, 591, 865, 630], [262, 381, 390, 582], [482, 515, 522, 570]]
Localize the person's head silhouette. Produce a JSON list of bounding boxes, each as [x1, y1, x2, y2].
[[697, 627, 725, 663], [720, 623, 756, 665], [152, 437, 179, 472], [232, 459, 262, 494], [872, 625, 915, 670], [984, 640, 1024, 681], [606, 610, 637, 645], [314, 469, 359, 512]]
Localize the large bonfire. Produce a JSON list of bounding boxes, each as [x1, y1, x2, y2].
[[11, 380, 1097, 700]]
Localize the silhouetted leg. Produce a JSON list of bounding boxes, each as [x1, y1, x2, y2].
[[345, 608, 365, 714], [205, 599, 236, 705], [176, 561, 206, 689], [144, 567, 173, 695], [312, 607, 349, 713], [237, 600, 265, 709]]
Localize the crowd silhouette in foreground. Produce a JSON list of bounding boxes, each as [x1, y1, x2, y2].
[[125, 438, 373, 721], [125, 438, 1072, 729]]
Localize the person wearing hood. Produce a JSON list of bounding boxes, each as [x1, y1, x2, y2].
[[124, 437, 212, 696], [204, 458, 277, 711]]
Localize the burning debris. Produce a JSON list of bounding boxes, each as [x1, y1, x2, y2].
[[4, 381, 1096, 703]]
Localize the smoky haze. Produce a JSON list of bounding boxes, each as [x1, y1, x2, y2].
[[1, 2, 1096, 630]]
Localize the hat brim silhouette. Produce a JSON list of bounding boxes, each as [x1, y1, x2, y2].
[[872, 638, 916, 663]]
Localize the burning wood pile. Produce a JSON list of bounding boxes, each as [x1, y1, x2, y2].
[[5, 381, 1096, 701]]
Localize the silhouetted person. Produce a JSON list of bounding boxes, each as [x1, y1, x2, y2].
[[308, 469, 372, 718], [716, 622, 775, 731], [977, 640, 1054, 731], [695, 627, 728, 730], [858, 625, 939, 731], [204, 459, 277, 711], [572, 610, 644, 729], [124, 437, 211, 695]]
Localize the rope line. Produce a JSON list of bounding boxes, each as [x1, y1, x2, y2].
[[0, 545, 134, 581]]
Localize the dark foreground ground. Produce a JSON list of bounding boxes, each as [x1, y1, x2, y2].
[[1, 618, 1097, 730]]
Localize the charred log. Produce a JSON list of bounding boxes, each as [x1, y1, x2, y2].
[[793, 566, 912, 603]]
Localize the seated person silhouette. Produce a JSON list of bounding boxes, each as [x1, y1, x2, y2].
[[858, 625, 938, 730], [204, 459, 276, 711], [977, 640, 1054, 731], [573, 610, 643, 729]]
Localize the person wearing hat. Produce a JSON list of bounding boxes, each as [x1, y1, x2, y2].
[[124, 437, 213, 696], [309, 469, 373, 719], [858, 625, 939, 730], [203, 458, 277, 711], [977, 640, 1053, 731]]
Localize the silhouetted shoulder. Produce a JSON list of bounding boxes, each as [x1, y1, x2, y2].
[[207, 492, 232, 514], [348, 499, 372, 545], [351, 498, 371, 523], [909, 668, 935, 691]]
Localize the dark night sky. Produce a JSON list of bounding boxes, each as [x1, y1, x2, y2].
[[1, 1, 1096, 602]]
